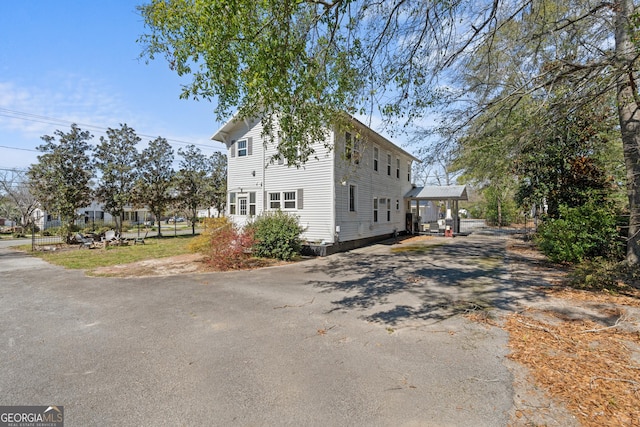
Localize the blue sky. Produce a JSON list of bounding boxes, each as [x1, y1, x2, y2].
[[0, 1, 226, 172]]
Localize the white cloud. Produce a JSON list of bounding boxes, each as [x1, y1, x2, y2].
[[0, 76, 137, 140]]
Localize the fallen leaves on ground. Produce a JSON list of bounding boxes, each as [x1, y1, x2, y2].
[[504, 238, 640, 426]]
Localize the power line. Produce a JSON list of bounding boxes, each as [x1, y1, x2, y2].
[[0, 145, 38, 153], [0, 107, 218, 151]]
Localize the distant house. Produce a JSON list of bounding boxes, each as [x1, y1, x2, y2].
[[32, 202, 153, 230], [212, 114, 427, 255]]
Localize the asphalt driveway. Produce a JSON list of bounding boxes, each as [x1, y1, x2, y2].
[[0, 234, 551, 426]]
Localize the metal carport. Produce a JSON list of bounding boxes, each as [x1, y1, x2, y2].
[[404, 185, 469, 235]]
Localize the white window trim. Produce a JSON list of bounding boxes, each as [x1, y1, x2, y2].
[[373, 197, 379, 223], [229, 192, 237, 215], [283, 191, 297, 210], [237, 139, 248, 157], [269, 191, 298, 210], [373, 146, 379, 172], [269, 192, 281, 209]]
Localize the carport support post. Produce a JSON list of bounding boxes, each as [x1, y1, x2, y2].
[[454, 200, 459, 234]]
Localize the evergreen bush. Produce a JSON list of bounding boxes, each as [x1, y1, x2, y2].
[[246, 210, 303, 261], [536, 201, 623, 263]]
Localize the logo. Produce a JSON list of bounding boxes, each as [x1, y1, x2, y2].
[[0, 406, 64, 427]]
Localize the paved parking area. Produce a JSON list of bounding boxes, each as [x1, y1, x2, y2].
[[0, 235, 550, 426]]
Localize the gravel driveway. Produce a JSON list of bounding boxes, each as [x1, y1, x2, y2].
[[0, 234, 565, 426]]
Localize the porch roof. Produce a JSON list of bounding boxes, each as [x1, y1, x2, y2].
[[405, 185, 468, 201]]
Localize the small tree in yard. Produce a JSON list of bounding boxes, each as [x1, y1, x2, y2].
[[247, 210, 303, 261]]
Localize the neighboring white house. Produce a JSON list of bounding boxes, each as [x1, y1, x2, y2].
[[33, 201, 152, 230], [211, 114, 421, 254]]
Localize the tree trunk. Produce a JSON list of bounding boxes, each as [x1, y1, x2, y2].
[[615, 0, 640, 264]]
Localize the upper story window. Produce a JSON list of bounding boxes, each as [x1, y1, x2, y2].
[[407, 160, 411, 182], [237, 139, 248, 157], [230, 138, 252, 158], [345, 132, 361, 165], [387, 153, 392, 176], [396, 158, 400, 179], [373, 147, 379, 172]]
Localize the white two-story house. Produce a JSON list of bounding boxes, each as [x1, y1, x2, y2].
[[211, 115, 420, 255]]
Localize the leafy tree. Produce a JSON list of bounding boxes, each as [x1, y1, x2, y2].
[[27, 124, 94, 242], [514, 103, 620, 218], [93, 124, 141, 234], [175, 144, 208, 235], [202, 151, 227, 218], [134, 137, 174, 237], [0, 170, 39, 228]]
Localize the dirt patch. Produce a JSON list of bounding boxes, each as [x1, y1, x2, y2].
[[89, 253, 290, 277], [90, 253, 209, 277]]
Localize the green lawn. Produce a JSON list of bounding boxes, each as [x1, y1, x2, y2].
[[28, 235, 196, 270]]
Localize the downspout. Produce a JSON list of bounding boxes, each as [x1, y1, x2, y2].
[[330, 128, 337, 244], [262, 132, 266, 213]]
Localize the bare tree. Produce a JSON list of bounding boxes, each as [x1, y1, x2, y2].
[[0, 170, 40, 228]]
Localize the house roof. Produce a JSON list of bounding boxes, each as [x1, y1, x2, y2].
[[405, 185, 468, 200], [211, 114, 255, 145], [210, 111, 420, 162]]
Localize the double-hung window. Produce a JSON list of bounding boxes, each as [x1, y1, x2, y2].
[[387, 198, 391, 221], [284, 191, 296, 209], [229, 193, 237, 215], [396, 158, 400, 179], [387, 154, 392, 176], [349, 184, 357, 212], [249, 192, 256, 216], [269, 190, 302, 210], [373, 198, 379, 223], [237, 139, 248, 157], [373, 147, 379, 172], [345, 132, 361, 164], [269, 192, 281, 209]]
